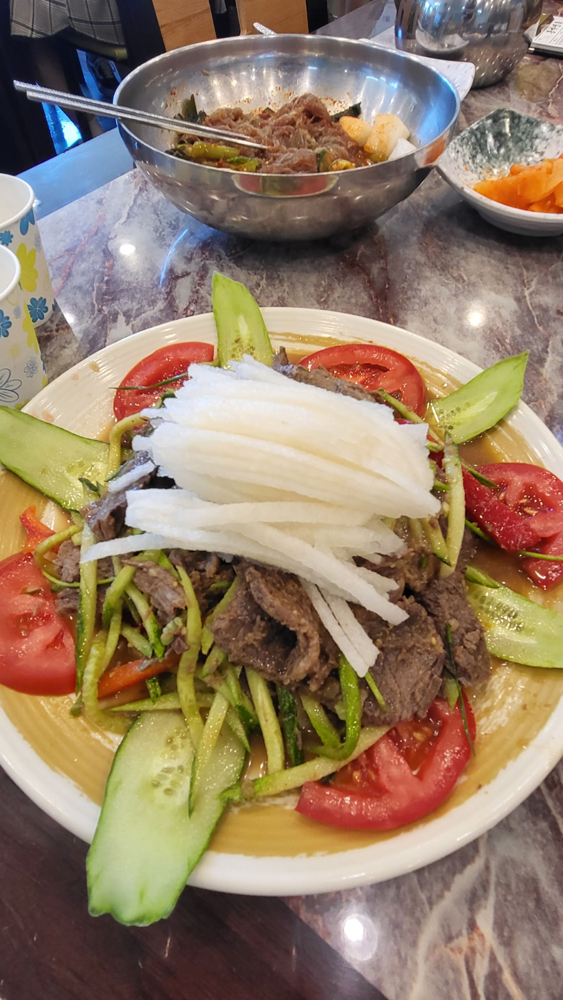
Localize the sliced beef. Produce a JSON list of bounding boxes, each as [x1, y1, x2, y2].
[[80, 452, 158, 543], [210, 581, 295, 683], [354, 597, 445, 726], [97, 556, 115, 580], [274, 348, 377, 403], [418, 572, 490, 686], [55, 584, 108, 622], [110, 451, 156, 490], [169, 550, 235, 617], [55, 587, 80, 617], [81, 490, 128, 542], [129, 561, 187, 622], [53, 539, 81, 583], [416, 528, 490, 687], [361, 548, 440, 599], [198, 93, 369, 174], [237, 562, 324, 685], [457, 527, 478, 576], [262, 149, 318, 174], [53, 541, 114, 586], [210, 561, 337, 689]]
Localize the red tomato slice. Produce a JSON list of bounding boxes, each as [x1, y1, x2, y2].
[[465, 463, 563, 589], [462, 469, 543, 552], [0, 552, 76, 695], [20, 505, 55, 553], [296, 697, 475, 830], [298, 344, 427, 417], [113, 342, 215, 421]]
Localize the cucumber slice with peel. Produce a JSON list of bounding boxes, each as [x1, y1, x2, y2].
[[87, 711, 246, 925], [212, 272, 273, 368], [430, 352, 528, 445], [0, 406, 109, 511], [466, 579, 563, 669]]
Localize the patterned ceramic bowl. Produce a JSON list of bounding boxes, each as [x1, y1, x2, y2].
[[437, 108, 563, 236]]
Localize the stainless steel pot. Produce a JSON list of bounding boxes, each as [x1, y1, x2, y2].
[[115, 35, 459, 241], [395, 0, 543, 88]]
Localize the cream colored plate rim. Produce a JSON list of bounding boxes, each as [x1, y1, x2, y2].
[[2, 307, 563, 896]]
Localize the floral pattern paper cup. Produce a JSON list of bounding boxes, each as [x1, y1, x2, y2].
[[0, 245, 47, 407], [0, 174, 55, 327]]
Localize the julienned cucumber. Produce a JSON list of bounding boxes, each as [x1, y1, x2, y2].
[[87, 711, 246, 925], [431, 352, 528, 445], [0, 407, 109, 511], [466, 580, 563, 669], [212, 272, 273, 368]]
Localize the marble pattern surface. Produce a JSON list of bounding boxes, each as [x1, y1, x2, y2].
[[32, 6, 563, 998]]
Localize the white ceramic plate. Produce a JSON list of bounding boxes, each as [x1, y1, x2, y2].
[[2, 307, 563, 896]]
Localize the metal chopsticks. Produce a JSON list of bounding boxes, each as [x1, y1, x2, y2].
[[13, 81, 269, 151]]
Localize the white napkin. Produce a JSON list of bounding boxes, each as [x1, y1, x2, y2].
[[361, 26, 475, 101]]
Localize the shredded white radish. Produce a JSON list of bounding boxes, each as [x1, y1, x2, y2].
[[107, 460, 155, 493], [83, 354, 439, 673], [301, 582, 372, 678], [81, 532, 173, 561], [123, 491, 371, 528], [320, 590, 379, 670]]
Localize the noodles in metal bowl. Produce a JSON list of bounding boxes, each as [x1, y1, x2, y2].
[[114, 35, 459, 241]]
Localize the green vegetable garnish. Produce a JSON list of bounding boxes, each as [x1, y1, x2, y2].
[[431, 352, 528, 444], [466, 569, 563, 668], [444, 624, 474, 753], [212, 272, 273, 368]]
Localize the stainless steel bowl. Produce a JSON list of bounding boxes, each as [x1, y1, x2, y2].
[[396, 0, 542, 89], [115, 35, 459, 241]]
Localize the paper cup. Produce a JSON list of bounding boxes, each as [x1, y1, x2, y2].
[[0, 174, 56, 328], [0, 246, 47, 407]]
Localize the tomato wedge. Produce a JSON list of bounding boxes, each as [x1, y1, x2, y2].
[[0, 552, 76, 695], [464, 463, 563, 589], [113, 342, 215, 420], [299, 344, 427, 417], [20, 505, 55, 553], [296, 697, 475, 830]]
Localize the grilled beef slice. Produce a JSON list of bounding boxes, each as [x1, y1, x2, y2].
[[201, 94, 368, 174], [210, 561, 337, 689], [274, 347, 377, 403], [53, 539, 81, 582], [55, 580, 110, 623], [360, 548, 440, 602], [418, 529, 490, 687], [81, 490, 128, 542], [55, 588, 80, 617], [81, 453, 156, 542], [352, 597, 445, 726], [53, 540, 113, 584], [129, 561, 187, 622], [169, 550, 235, 617], [418, 573, 490, 686]]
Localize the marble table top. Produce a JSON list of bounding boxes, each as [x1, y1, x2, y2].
[[23, 4, 563, 998]]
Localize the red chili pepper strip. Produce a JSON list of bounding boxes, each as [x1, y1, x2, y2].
[[19, 506, 56, 553], [98, 657, 173, 699]]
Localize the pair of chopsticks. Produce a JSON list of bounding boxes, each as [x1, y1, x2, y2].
[[13, 80, 269, 151]]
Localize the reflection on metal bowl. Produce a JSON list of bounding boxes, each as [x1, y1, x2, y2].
[[115, 35, 459, 241], [396, 0, 542, 89]]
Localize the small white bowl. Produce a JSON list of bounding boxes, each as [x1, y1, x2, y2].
[[437, 108, 563, 236]]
